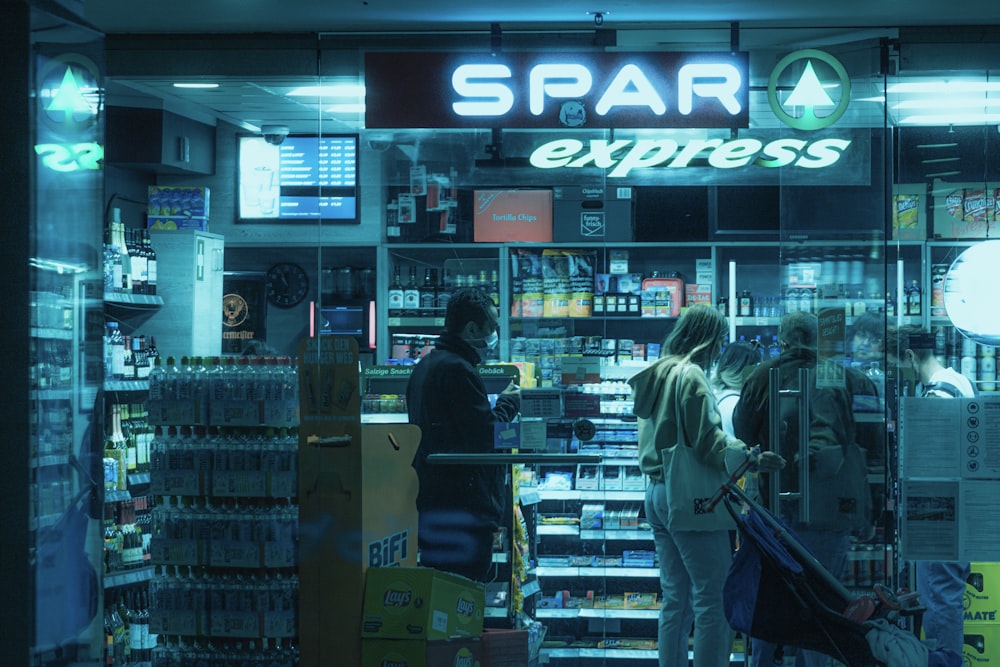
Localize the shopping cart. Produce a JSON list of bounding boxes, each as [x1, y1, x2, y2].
[[703, 450, 959, 667]]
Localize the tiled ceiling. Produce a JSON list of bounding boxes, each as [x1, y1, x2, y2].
[[86, 1, 1000, 133]]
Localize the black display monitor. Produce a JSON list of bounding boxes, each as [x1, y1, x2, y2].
[[237, 133, 359, 223]]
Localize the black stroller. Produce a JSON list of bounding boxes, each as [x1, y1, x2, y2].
[[706, 452, 959, 667]]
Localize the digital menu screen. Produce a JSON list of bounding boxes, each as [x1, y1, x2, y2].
[[238, 134, 359, 223]]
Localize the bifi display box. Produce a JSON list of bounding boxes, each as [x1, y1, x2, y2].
[[553, 185, 634, 242], [361, 638, 481, 667], [362, 567, 486, 640], [297, 337, 421, 667]]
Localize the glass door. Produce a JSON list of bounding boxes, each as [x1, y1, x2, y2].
[[746, 39, 895, 641], [28, 6, 106, 664]]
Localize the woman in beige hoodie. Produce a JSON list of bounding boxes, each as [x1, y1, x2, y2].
[[629, 305, 783, 667]]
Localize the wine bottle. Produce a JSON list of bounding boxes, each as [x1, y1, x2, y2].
[[404, 266, 420, 316], [388, 266, 404, 317], [144, 229, 158, 296], [419, 268, 437, 316]]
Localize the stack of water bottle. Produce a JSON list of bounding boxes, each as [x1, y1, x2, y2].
[[147, 355, 299, 428], [146, 354, 300, 667]]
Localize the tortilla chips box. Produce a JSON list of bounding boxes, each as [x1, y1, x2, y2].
[[362, 566, 486, 640], [474, 190, 553, 242]]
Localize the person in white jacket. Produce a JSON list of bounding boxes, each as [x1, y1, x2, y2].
[[629, 305, 784, 667]]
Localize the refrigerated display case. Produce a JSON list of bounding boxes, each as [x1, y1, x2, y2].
[[18, 5, 107, 663]]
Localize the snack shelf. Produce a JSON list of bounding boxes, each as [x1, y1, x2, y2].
[[536, 566, 658, 578], [538, 490, 646, 501], [537, 608, 660, 620]]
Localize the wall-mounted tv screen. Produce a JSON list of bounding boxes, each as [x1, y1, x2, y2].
[[238, 134, 359, 223]]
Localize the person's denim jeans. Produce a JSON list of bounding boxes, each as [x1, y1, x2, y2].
[[916, 560, 970, 655], [750, 524, 850, 667], [645, 480, 735, 667]]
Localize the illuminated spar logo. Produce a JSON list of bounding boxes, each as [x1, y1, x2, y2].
[[768, 49, 851, 131], [451, 62, 743, 118], [529, 136, 851, 178]]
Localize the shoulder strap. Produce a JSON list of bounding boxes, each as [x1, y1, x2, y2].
[[716, 391, 739, 407], [674, 364, 693, 446], [923, 380, 976, 398]]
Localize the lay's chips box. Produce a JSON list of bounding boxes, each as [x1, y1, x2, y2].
[[362, 567, 486, 640]]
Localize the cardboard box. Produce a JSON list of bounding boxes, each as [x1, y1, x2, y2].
[[473, 190, 553, 242], [966, 562, 1000, 622], [148, 185, 211, 231], [553, 185, 633, 242], [362, 567, 486, 640], [362, 638, 482, 667], [481, 628, 529, 667], [963, 623, 1000, 667], [576, 464, 601, 490], [297, 337, 421, 667], [685, 284, 714, 309]]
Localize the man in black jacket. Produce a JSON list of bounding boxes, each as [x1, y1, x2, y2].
[[734, 312, 879, 667], [407, 286, 520, 581]]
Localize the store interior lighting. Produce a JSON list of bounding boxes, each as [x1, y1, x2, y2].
[[861, 77, 1000, 126], [943, 240, 1000, 347]]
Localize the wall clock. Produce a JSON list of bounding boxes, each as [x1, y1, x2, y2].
[[265, 262, 309, 308]]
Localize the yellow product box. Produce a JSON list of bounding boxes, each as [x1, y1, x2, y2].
[[598, 638, 657, 650], [564, 591, 595, 609], [569, 293, 593, 318], [624, 592, 659, 609], [963, 623, 1000, 666], [361, 638, 481, 667], [965, 562, 1000, 622], [362, 567, 486, 640], [593, 594, 625, 609]]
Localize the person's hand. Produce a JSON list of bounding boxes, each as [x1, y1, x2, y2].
[[755, 450, 786, 473], [501, 380, 520, 398]]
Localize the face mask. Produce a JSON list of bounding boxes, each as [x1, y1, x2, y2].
[[471, 329, 499, 360]]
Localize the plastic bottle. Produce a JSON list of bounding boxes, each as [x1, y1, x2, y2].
[[907, 279, 922, 316], [979, 344, 996, 392], [866, 361, 886, 409], [961, 337, 978, 386]]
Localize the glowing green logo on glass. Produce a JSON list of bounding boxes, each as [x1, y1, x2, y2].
[[768, 49, 851, 131]]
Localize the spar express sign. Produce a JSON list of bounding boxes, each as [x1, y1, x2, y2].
[[364, 50, 856, 176], [365, 51, 751, 129]]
